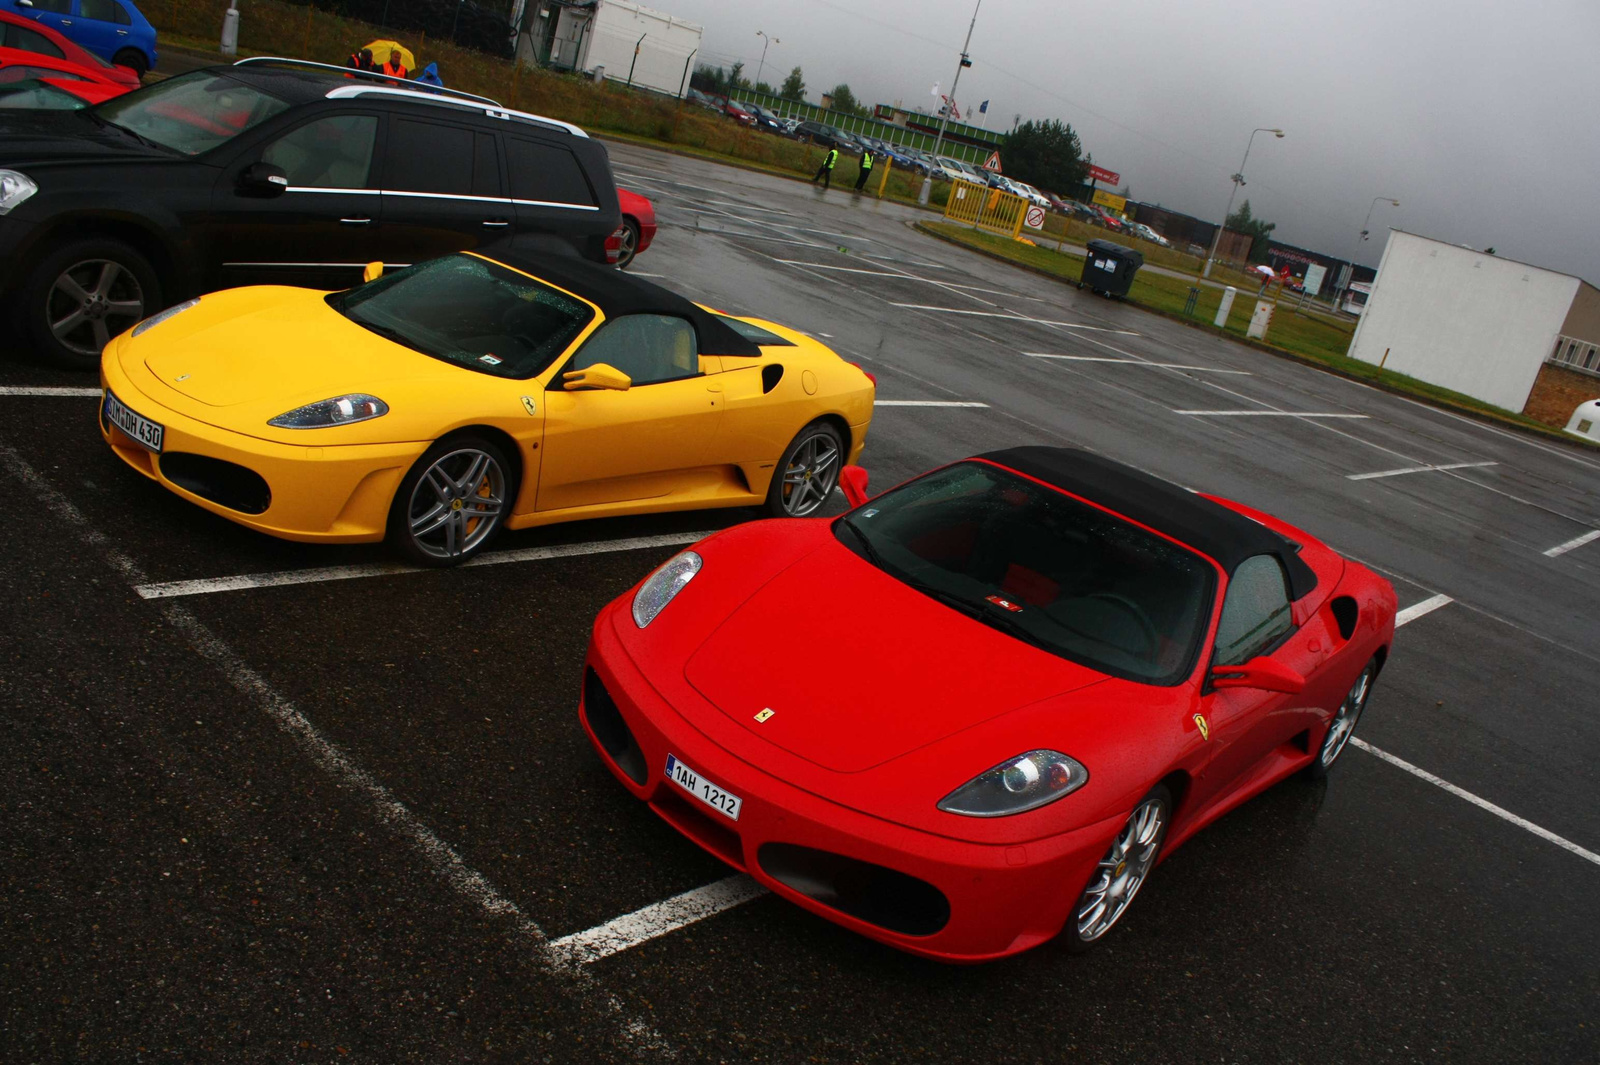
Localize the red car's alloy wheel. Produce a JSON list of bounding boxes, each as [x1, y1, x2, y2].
[[1072, 785, 1170, 949], [1317, 661, 1376, 772]]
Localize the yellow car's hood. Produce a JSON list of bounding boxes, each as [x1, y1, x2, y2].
[[138, 287, 447, 407], [116, 286, 530, 446]]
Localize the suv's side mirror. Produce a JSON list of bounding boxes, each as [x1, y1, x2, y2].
[[1210, 656, 1305, 694], [238, 161, 288, 197], [839, 465, 870, 507], [362, 261, 384, 283], [563, 363, 631, 391]]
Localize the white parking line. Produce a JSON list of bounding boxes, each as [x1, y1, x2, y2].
[[548, 875, 768, 966], [1024, 354, 1251, 375], [1347, 462, 1499, 481], [1352, 739, 1600, 867], [0, 443, 675, 1054], [1174, 410, 1370, 419], [875, 400, 990, 407], [772, 260, 1041, 299], [1395, 592, 1453, 626], [133, 531, 713, 600], [1543, 529, 1600, 558], [888, 304, 1139, 334], [0, 386, 102, 397]]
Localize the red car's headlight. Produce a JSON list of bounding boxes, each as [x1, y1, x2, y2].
[[938, 750, 1088, 817]]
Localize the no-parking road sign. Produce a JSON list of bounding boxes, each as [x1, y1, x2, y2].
[[1024, 204, 1046, 230]]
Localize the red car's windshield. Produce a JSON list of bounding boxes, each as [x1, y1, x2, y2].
[[836, 461, 1216, 684]]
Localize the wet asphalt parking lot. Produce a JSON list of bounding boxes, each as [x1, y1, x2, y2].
[[3, 141, 1599, 1063]]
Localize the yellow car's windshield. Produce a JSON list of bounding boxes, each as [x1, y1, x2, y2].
[[331, 255, 595, 379]]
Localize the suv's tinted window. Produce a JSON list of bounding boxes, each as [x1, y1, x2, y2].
[[504, 137, 593, 205], [384, 117, 473, 194], [1214, 555, 1293, 666], [32, 0, 72, 13], [261, 115, 377, 188], [570, 315, 698, 386], [2, 24, 66, 58], [96, 71, 291, 155]]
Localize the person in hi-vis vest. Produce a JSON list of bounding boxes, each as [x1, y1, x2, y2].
[[854, 148, 874, 191], [812, 146, 839, 190]]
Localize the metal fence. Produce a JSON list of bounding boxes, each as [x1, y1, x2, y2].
[[722, 88, 993, 166], [944, 179, 1029, 238]]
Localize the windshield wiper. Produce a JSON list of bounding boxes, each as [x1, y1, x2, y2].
[[837, 515, 883, 568], [96, 115, 173, 154], [903, 575, 1046, 647], [346, 318, 420, 350]]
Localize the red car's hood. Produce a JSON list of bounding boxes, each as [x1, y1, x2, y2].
[[684, 540, 1108, 773]]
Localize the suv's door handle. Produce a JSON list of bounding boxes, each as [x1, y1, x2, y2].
[[482, 219, 510, 227], [340, 217, 373, 225], [59, 18, 71, 24], [116, 28, 127, 34]]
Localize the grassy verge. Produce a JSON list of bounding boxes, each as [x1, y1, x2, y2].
[[918, 222, 1589, 441]]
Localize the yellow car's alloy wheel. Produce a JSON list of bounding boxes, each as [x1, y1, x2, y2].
[[771, 422, 843, 518], [395, 439, 510, 565]]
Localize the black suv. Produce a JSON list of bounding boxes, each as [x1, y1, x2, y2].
[[0, 58, 623, 367]]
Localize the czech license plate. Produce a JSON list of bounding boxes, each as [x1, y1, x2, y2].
[[664, 753, 742, 821], [103, 389, 164, 452]]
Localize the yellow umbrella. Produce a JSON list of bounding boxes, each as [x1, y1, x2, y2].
[[364, 39, 416, 73]]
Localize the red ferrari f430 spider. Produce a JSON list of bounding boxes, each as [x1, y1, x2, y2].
[[579, 447, 1397, 961]]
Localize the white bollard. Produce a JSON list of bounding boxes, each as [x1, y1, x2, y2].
[[220, 1, 239, 56], [1247, 298, 1275, 340], [1213, 285, 1236, 328]]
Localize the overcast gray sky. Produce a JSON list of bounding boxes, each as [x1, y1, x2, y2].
[[656, 0, 1600, 279]]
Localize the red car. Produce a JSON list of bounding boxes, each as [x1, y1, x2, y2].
[[0, 46, 131, 103], [0, 9, 139, 88], [722, 100, 754, 125], [614, 187, 656, 270], [579, 447, 1396, 961]]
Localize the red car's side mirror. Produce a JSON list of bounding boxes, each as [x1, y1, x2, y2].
[[1210, 656, 1306, 694], [839, 465, 870, 507]]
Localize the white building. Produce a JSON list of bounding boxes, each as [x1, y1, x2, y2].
[[1347, 230, 1600, 426], [516, 0, 702, 98]]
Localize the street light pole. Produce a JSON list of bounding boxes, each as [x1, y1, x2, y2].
[[1338, 195, 1400, 309], [1202, 126, 1283, 278], [755, 30, 778, 89], [918, 0, 982, 206]]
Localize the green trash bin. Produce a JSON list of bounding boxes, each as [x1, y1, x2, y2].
[[1079, 238, 1144, 299]]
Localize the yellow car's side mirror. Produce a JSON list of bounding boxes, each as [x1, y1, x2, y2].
[[362, 261, 384, 283], [563, 363, 632, 391]]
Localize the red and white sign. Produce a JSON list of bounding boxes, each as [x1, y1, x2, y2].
[[1087, 164, 1120, 185], [981, 151, 1003, 172], [1023, 205, 1046, 230]]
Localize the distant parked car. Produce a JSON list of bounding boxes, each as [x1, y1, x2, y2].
[[0, 6, 137, 85], [735, 101, 784, 134], [685, 88, 720, 112], [0, 43, 131, 101], [0, 0, 157, 78], [794, 121, 855, 154], [722, 99, 755, 125], [780, 116, 801, 134], [614, 188, 656, 270]]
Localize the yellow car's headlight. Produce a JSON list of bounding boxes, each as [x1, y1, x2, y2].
[[268, 394, 389, 429]]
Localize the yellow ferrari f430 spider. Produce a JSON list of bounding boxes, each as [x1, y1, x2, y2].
[[99, 248, 875, 565]]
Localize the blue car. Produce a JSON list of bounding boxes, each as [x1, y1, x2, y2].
[[2, 0, 156, 77]]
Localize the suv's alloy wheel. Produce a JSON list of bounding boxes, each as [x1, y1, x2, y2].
[[25, 238, 160, 370]]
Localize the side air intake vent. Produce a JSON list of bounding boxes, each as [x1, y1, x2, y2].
[[1330, 596, 1358, 640], [762, 364, 784, 393]]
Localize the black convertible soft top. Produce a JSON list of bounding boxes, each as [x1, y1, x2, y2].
[[474, 243, 762, 358], [980, 446, 1318, 600]]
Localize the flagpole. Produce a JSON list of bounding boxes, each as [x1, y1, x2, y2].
[[919, 0, 982, 205]]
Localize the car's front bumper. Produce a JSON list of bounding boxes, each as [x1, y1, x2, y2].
[[580, 601, 1125, 962], [100, 354, 425, 543]]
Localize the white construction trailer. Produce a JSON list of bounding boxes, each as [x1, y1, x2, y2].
[[518, 0, 702, 97]]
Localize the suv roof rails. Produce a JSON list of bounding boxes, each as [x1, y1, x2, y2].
[[231, 56, 588, 139], [233, 56, 498, 105]]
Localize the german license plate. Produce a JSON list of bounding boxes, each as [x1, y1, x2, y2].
[[664, 753, 742, 821], [103, 389, 164, 452]]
